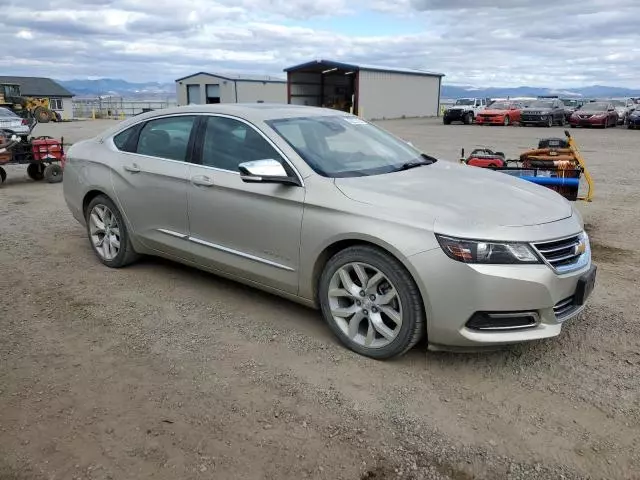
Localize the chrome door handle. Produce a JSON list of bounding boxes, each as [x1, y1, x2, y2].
[[191, 175, 214, 187], [124, 164, 140, 173]]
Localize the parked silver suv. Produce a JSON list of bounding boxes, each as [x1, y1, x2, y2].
[[62, 104, 596, 358]]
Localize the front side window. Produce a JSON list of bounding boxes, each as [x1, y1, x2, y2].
[[267, 115, 431, 178], [136, 116, 195, 161], [201, 116, 282, 172]]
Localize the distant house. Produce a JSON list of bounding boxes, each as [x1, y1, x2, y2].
[[0, 76, 74, 119], [175, 72, 287, 106]]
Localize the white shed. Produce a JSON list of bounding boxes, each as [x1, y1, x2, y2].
[[284, 59, 445, 120], [175, 72, 287, 106]]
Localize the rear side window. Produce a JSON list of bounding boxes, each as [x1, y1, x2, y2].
[[136, 116, 196, 162], [113, 127, 135, 152]]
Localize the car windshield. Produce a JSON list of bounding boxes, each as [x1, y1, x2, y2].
[[266, 115, 433, 178], [580, 102, 609, 112], [610, 100, 625, 107], [561, 99, 578, 107], [454, 99, 475, 106], [528, 101, 553, 108], [487, 102, 510, 110]]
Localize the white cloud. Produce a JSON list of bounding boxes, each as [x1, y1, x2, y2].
[[1, 0, 640, 87]]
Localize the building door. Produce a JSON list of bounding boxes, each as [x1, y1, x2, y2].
[[187, 84, 201, 104], [206, 84, 221, 104]]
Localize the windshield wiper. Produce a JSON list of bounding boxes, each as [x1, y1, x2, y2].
[[396, 155, 436, 171]]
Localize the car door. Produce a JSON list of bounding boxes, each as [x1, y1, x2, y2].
[[109, 114, 197, 258], [186, 115, 305, 294]]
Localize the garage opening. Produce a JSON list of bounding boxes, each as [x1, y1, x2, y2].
[[285, 60, 359, 115], [206, 84, 221, 104]]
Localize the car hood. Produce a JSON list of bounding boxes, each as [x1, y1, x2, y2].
[[480, 109, 509, 115], [522, 108, 552, 113], [575, 110, 606, 115], [334, 161, 573, 234]]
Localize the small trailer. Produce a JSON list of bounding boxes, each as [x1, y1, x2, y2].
[[0, 129, 65, 185], [460, 130, 594, 202]]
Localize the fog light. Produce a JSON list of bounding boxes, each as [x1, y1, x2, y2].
[[466, 312, 539, 331]]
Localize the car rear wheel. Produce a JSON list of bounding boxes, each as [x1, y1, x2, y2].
[[319, 246, 425, 359], [85, 195, 139, 268]]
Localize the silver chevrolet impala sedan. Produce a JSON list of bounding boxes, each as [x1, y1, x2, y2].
[[63, 104, 596, 359]]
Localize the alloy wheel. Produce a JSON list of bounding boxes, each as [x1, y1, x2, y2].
[[327, 262, 403, 349], [89, 204, 121, 261]]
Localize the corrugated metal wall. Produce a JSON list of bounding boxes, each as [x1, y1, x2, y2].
[[235, 82, 287, 103], [175, 74, 286, 105], [358, 71, 441, 120]]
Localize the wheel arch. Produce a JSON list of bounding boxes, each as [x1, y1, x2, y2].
[[82, 189, 110, 215], [308, 236, 428, 315]]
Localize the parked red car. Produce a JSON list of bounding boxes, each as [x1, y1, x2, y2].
[[475, 101, 523, 126], [569, 101, 619, 128]]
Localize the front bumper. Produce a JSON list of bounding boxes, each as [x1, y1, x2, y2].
[[408, 245, 593, 349], [444, 110, 469, 122], [570, 117, 606, 127], [520, 115, 550, 125], [476, 115, 505, 125]]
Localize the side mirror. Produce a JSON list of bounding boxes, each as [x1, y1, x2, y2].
[[238, 159, 300, 186]]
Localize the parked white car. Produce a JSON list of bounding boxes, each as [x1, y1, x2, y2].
[[0, 107, 31, 137]]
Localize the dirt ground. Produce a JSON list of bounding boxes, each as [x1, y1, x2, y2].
[[1, 118, 639, 480]]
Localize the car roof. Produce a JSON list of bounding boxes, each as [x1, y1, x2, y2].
[[97, 103, 352, 140]]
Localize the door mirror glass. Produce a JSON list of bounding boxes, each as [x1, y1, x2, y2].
[[238, 159, 299, 186]]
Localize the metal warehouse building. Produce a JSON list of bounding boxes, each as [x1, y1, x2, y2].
[[284, 59, 445, 120], [175, 72, 287, 106]]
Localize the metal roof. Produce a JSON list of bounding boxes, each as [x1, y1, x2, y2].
[[283, 59, 445, 78], [0, 76, 74, 97], [175, 71, 287, 84]]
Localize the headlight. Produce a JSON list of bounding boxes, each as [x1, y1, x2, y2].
[[436, 235, 541, 264]]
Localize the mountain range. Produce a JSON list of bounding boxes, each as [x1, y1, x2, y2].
[[56, 78, 640, 100]]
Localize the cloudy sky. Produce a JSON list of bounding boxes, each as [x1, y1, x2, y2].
[[2, 0, 639, 87]]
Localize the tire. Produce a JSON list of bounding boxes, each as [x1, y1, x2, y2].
[[546, 117, 553, 128], [0, 166, 6, 184], [43, 163, 63, 183], [27, 162, 45, 181], [628, 124, 635, 130], [318, 245, 426, 359], [85, 194, 140, 268], [443, 118, 451, 125], [602, 118, 608, 129], [559, 116, 565, 126], [34, 107, 51, 123], [464, 113, 473, 125], [503, 116, 510, 126]]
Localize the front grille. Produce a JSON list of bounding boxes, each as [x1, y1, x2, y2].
[[533, 234, 586, 272], [554, 296, 580, 320]]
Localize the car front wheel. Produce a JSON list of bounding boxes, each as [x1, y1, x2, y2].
[[319, 245, 425, 359], [85, 194, 139, 268]]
